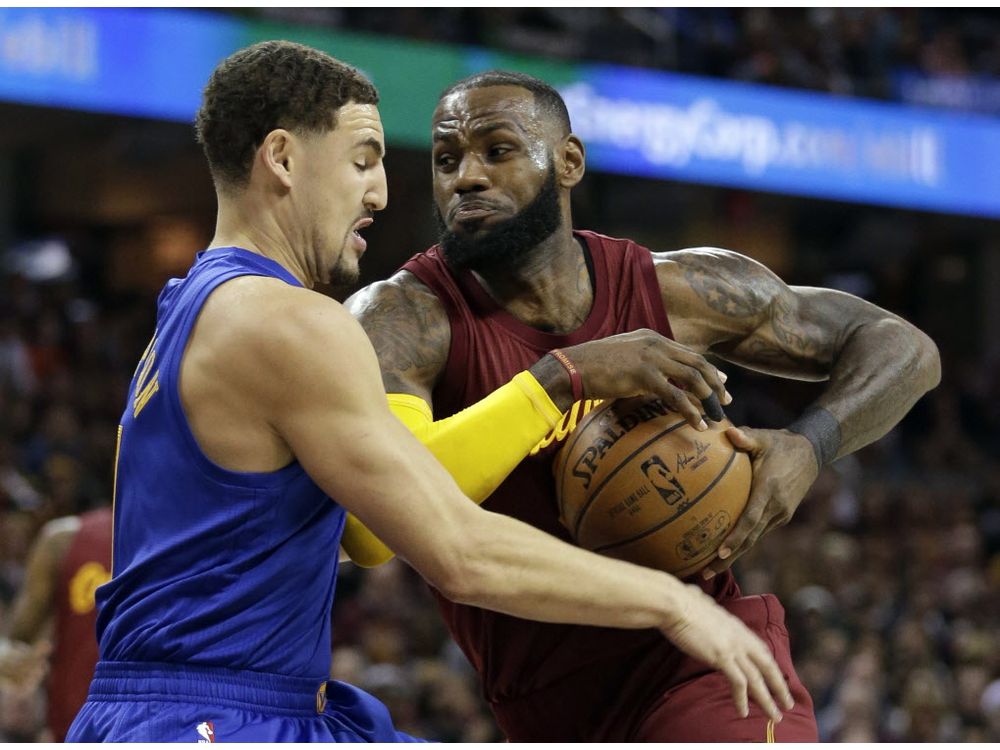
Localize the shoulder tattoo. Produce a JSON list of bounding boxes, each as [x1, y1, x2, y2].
[[354, 280, 450, 378]]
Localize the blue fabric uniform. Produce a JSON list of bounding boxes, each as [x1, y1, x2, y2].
[[67, 247, 420, 742]]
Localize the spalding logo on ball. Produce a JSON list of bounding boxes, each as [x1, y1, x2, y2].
[[554, 395, 751, 579]]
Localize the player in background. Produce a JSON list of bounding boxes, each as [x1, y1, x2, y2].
[[343, 71, 940, 741], [0, 505, 111, 741], [66, 43, 792, 742]]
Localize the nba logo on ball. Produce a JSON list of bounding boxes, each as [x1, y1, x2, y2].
[[639, 455, 686, 505], [555, 396, 752, 578]]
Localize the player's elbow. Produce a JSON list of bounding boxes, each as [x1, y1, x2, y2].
[[916, 331, 941, 393], [867, 317, 941, 395], [901, 321, 941, 394]]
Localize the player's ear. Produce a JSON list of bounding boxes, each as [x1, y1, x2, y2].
[[258, 129, 295, 190], [557, 134, 585, 189]]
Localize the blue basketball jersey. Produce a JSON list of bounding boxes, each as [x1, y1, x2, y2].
[[97, 247, 344, 682]]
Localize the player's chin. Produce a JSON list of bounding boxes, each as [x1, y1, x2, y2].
[[325, 256, 361, 290]]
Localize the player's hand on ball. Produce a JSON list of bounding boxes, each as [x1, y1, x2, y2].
[[661, 584, 794, 722], [702, 426, 819, 580], [558, 329, 731, 428]]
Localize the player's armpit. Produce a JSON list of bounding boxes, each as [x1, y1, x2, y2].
[[340, 372, 564, 567]]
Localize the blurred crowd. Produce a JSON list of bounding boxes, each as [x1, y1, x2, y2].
[[253, 8, 1000, 106], [0, 232, 997, 741]]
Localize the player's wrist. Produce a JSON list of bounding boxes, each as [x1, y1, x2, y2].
[[655, 571, 694, 633], [786, 406, 841, 468], [529, 354, 575, 412]]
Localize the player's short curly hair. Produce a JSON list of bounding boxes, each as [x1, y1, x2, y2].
[[195, 40, 379, 190]]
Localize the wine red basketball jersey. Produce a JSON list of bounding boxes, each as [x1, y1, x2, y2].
[[402, 231, 742, 737], [50, 506, 112, 741]]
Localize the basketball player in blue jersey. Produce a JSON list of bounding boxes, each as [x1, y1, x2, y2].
[[66, 42, 794, 742]]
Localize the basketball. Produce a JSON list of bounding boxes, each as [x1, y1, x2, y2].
[[554, 396, 752, 579]]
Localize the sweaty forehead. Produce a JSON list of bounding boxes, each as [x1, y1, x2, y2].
[[433, 86, 541, 137], [336, 102, 385, 147]]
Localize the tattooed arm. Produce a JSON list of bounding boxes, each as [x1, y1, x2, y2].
[[656, 247, 940, 574], [659, 247, 940, 460], [345, 271, 451, 401], [347, 270, 733, 425]]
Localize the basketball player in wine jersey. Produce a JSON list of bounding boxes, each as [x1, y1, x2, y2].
[[0, 506, 111, 741], [343, 71, 940, 741]]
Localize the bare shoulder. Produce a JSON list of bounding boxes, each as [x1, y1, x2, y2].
[[653, 247, 781, 320], [204, 277, 361, 351], [346, 270, 443, 321], [651, 247, 781, 349], [193, 277, 373, 404], [345, 271, 450, 398]]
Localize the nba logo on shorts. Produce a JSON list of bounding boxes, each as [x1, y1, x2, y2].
[[196, 721, 215, 743]]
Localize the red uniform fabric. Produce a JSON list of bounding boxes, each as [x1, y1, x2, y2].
[[49, 506, 112, 742], [402, 231, 817, 741]]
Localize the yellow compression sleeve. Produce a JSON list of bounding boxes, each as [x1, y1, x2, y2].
[[340, 371, 563, 567]]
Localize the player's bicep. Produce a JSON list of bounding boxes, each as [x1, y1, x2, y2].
[[345, 273, 449, 402], [657, 248, 863, 380]]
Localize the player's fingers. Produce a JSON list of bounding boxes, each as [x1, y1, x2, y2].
[[739, 654, 783, 724], [722, 512, 777, 568], [659, 358, 716, 401], [667, 347, 730, 405], [654, 381, 708, 431], [701, 392, 725, 423], [680, 389, 706, 417], [725, 426, 762, 454], [720, 658, 750, 719], [703, 500, 770, 580], [751, 644, 795, 712], [703, 491, 767, 580], [723, 471, 775, 552]]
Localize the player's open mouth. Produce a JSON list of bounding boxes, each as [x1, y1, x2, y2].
[[351, 218, 373, 252]]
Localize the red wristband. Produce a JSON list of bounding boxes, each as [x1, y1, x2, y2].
[[549, 348, 584, 404]]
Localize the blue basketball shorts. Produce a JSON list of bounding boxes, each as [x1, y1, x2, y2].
[[66, 661, 425, 742]]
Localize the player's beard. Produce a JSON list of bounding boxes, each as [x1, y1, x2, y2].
[[436, 165, 561, 275], [325, 252, 360, 299]]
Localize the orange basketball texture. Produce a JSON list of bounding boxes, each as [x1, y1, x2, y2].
[[554, 396, 752, 578]]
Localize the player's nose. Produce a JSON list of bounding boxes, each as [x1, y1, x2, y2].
[[366, 164, 388, 211], [454, 155, 490, 194]]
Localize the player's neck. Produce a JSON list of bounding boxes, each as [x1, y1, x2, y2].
[[209, 197, 313, 289], [473, 229, 593, 333]]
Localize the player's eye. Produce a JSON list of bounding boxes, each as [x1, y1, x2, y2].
[[435, 153, 457, 170]]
